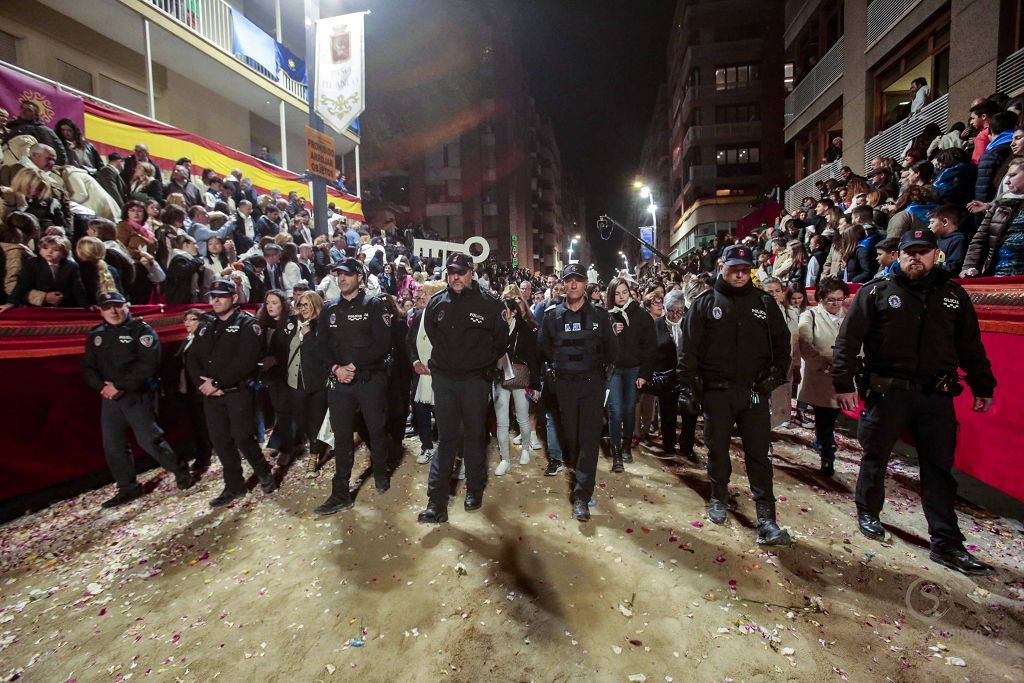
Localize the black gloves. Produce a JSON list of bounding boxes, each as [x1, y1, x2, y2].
[[678, 386, 702, 415]]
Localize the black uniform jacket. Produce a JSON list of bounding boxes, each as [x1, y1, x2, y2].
[[537, 299, 619, 371], [81, 315, 161, 393], [186, 308, 263, 390], [422, 282, 509, 377], [316, 290, 391, 372], [608, 298, 656, 378], [677, 277, 792, 389], [832, 269, 996, 397]]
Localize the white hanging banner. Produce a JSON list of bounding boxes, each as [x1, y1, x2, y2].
[[314, 12, 365, 136]]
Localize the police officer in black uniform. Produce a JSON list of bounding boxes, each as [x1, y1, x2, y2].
[[538, 262, 618, 522], [81, 291, 195, 508], [187, 279, 278, 507], [677, 245, 792, 545], [417, 253, 508, 524], [313, 257, 393, 515], [833, 229, 997, 575]]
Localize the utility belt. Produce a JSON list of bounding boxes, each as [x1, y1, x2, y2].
[[552, 370, 602, 381], [856, 371, 963, 400], [328, 367, 383, 388]]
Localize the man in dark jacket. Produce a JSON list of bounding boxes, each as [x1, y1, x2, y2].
[[2, 99, 66, 165], [255, 206, 282, 239], [974, 111, 1018, 205], [850, 205, 883, 283], [96, 153, 128, 212], [81, 292, 194, 507], [165, 165, 203, 207], [833, 230, 997, 575], [677, 244, 792, 545], [120, 143, 164, 197], [416, 253, 509, 523]]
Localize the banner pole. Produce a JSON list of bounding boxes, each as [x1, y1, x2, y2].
[[304, 0, 329, 238]]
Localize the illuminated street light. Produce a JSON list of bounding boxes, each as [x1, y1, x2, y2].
[[639, 185, 651, 199]]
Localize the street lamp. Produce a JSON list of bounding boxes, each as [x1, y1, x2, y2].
[[636, 184, 658, 246], [568, 236, 580, 263], [619, 250, 629, 273]]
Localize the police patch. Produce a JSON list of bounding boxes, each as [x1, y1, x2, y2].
[[139, 334, 154, 348], [712, 306, 723, 320], [888, 295, 902, 309], [469, 312, 484, 324], [383, 312, 392, 327], [943, 296, 960, 309], [330, 312, 337, 325], [436, 309, 446, 322], [571, 322, 581, 332], [199, 326, 207, 336], [252, 323, 261, 336], [752, 308, 766, 320], [93, 336, 102, 347]]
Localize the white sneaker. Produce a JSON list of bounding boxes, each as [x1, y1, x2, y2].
[[512, 434, 523, 445], [495, 459, 510, 476], [530, 432, 542, 450], [519, 448, 531, 465], [457, 461, 466, 480], [416, 448, 433, 464]]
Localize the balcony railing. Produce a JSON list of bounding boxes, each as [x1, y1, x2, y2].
[[682, 121, 762, 152], [144, 0, 307, 100], [783, 159, 842, 212], [997, 45, 1024, 97], [863, 93, 948, 173], [866, 0, 924, 48], [784, 36, 844, 127]]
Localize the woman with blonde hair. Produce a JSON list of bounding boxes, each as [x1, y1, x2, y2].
[[408, 279, 448, 465], [491, 284, 540, 475], [130, 161, 161, 202], [5, 167, 65, 230], [164, 191, 187, 209], [75, 236, 123, 306]]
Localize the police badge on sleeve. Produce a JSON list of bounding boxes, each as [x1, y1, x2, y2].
[[139, 334, 154, 348]]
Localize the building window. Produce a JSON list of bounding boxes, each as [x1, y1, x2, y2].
[[713, 24, 759, 43], [714, 63, 759, 91], [97, 75, 147, 116], [715, 104, 759, 124], [714, 145, 760, 177], [0, 30, 18, 65], [55, 59, 93, 95], [784, 63, 795, 92], [687, 67, 700, 89]]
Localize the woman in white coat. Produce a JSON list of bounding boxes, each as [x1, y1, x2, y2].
[[797, 278, 850, 476]]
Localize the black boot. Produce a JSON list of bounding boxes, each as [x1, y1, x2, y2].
[[929, 547, 995, 575], [417, 501, 448, 524], [707, 485, 728, 524], [755, 500, 792, 545], [858, 513, 886, 540], [572, 498, 591, 521], [611, 443, 624, 473], [621, 440, 633, 463], [101, 485, 145, 509], [819, 449, 835, 477]]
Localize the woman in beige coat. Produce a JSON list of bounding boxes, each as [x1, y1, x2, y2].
[[797, 277, 850, 476]]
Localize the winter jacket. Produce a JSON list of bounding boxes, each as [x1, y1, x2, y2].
[[797, 306, 842, 408], [975, 138, 1013, 203], [607, 299, 655, 378], [962, 197, 1024, 276]]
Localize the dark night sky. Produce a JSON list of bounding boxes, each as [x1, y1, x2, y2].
[[509, 0, 676, 271]]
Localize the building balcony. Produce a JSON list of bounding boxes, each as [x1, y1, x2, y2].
[[863, 94, 948, 173], [425, 202, 462, 217], [681, 38, 762, 83], [682, 121, 762, 154], [997, 45, 1024, 97], [866, 0, 925, 49], [784, 35, 843, 134], [783, 159, 842, 212]]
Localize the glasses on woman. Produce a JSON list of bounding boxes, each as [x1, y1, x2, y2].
[[822, 296, 845, 304]]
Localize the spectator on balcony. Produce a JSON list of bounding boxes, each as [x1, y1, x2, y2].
[[968, 100, 998, 165], [96, 153, 127, 212], [927, 205, 967, 275], [928, 122, 967, 156], [975, 111, 1018, 206], [55, 118, 101, 174], [846, 205, 883, 283], [908, 77, 931, 116], [121, 143, 163, 197], [164, 234, 205, 305], [933, 148, 977, 209], [0, 234, 87, 311], [255, 145, 278, 166], [255, 204, 283, 240], [75, 236, 123, 306], [232, 199, 256, 253], [165, 165, 202, 208], [823, 137, 843, 165], [886, 185, 937, 239], [0, 212, 37, 305], [805, 234, 829, 289], [2, 99, 66, 167], [962, 158, 1024, 277], [129, 162, 161, 203], [866, 166, 898, 198], [285, 191, 304, 218]]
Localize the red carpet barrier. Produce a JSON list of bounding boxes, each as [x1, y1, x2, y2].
[[0, 280, 1022, 504]]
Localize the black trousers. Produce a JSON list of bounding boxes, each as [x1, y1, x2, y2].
[[856, 390, 964, 551], [101, 392, 183, 491], [328, 371, 389, 498], [427, 373, 489, 506], [290, 386, 328, 456], [265, 377, 295, 451], [184, 390, 211, 463], [204, 388, 271, 493], [702, 387, 774, 502], [655, 387, 680, 452], [386, 371, 412, 467], [813, 406, 841, 460], [554, 375, 605, 504]]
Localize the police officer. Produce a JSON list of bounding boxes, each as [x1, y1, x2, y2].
[[416, 253, 508, 524], [677, 244, 792, 545], [81, 292, 195, 508], [187, 279, 278, 507], [833, 229, 997, 575], [313, 257, 393, 515], [538, 262, 618, 522]]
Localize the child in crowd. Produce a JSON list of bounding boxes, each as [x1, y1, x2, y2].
[[0, 234, 87, 311], [875, 238, 900, 277], [927, 204, 967, 274]]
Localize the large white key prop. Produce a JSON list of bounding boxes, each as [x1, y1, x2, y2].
[[412, 236, 490, 264]]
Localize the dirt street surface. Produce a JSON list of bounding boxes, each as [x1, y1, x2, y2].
[[1, 427, 1022, 682]]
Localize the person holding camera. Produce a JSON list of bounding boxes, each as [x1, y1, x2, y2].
[[492, 284, 541, 476], [676, 245, 792, 545], [833, 229, 997, 575]]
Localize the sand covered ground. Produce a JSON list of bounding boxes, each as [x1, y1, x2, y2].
[[1, 425, 1022, 682]]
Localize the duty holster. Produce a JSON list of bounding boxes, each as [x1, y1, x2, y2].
[[678, 377, 704, 415]]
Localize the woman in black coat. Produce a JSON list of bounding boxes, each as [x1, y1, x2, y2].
[[163, 235, 205, 305], [648, 290, 699, 462], [258, 289, 296, 459], [275, 291, 330, 475], [605, 277, 655, 470]]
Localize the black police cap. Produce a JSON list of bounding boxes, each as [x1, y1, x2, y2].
[[560, 262, 587, 281], [96, 291, 127, 306], [446, 252, 473, 272], [721, 244, 754, 267], [331, 256, 363, 275], [208, 279, 237, 296], [898, 228, 939, 251]]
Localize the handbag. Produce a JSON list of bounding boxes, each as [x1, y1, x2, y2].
[[502, 361, 530, 389]]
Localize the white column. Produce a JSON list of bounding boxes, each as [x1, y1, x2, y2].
[[354, 145, 362, 196], [274, 0, 283, 41], [143, 19, 156, 118], [279, 101, 288, 170]]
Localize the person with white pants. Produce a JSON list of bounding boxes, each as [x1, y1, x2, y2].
[[492, 285, 541, 475]]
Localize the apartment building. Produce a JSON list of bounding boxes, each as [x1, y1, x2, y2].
[[0, 0, 359, 172], [783, 0, 1024, 209], [629, 83, 671, 268], [666, 0, 787, 260]]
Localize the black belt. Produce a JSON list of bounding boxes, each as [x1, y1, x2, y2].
[[872, 374, 924, 392], [554, 371, 600, 381]]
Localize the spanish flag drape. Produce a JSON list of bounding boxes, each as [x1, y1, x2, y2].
[[83, 100, 364, 221]]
